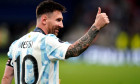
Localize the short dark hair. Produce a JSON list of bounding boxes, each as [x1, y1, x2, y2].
[[36, 1, 66, 18]]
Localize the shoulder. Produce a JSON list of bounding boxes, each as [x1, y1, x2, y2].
[[45, 34, 71, 46], [9, 40, 18, 49], [46, 34, 57, 39], [44, 34, 59, 42], [45, 34, 60, 43], [7, 40, 18, 59]]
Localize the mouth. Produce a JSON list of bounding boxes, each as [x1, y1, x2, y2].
[[54, 29, 59, 36], [55, 29, 59, 33]]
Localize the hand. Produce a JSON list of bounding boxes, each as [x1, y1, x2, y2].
[[93, 7, 110, 30]]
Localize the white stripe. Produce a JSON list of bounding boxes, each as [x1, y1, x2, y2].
[[33, 36, 42, 84], [49, 61, 54, 84]]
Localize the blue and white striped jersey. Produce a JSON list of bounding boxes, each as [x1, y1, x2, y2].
[[7, 31, 71, 84]]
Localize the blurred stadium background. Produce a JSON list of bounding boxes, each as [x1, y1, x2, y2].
[[0, 0, 140, 84]]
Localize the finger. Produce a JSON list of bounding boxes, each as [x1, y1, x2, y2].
[[101, 13, 109, 18], [103, 16, 108, 18], [101, 13, 107, 17], [97, 7, 101, 14], [105, 18, 109, 21], [106, 20, 110, 24], [105, 19, 110, 24]]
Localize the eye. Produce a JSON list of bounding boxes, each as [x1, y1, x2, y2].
[[56, 18, 62, 22]]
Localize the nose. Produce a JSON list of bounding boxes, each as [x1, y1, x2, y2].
[[59, 22, 64, 28]]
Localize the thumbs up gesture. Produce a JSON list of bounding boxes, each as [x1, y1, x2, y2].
[[93, 7, 110, 30]]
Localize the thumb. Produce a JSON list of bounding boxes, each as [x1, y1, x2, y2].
[[97, 7, 101, 14]]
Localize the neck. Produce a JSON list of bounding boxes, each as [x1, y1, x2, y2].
[[36, 20, 48, 35], [36, 26, 48, 35]]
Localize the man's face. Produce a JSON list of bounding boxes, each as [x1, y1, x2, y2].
[[46, 10, 64, 36]]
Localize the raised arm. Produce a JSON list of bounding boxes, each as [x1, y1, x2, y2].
[[65, 7, 110, 59]]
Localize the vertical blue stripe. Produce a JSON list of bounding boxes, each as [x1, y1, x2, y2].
[[51, 50, 63, 60], [60, 51, 63, 57], [40, 37, 50, 84], [53, 61, 57, 84]]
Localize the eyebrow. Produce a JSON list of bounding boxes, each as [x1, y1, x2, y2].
[[57, 17, 63, 20]]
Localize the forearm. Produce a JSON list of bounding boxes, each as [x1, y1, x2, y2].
[[1, 65, 14, 84], [66, 25, 99, 58], [1, 76, 14, 84]]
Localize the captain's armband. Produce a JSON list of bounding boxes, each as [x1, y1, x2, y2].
[[6, 58, 13, 67]]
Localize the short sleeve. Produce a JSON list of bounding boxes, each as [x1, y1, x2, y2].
[[44, 34, 71, 61]]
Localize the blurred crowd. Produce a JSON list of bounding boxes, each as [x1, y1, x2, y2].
[[0, 0, 140, 65]]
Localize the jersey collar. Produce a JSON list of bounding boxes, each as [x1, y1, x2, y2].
[[33, 27, 46, 35]]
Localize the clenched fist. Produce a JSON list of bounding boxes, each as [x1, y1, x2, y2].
[[93, 7, 110, 30]]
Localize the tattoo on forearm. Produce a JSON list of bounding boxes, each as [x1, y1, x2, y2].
[[66, 26, 99, 58]]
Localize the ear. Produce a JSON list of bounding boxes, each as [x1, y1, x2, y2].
[[41, 14, 47, 25]]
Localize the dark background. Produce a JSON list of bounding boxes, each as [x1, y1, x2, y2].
[[0, 0, 140, 52]]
